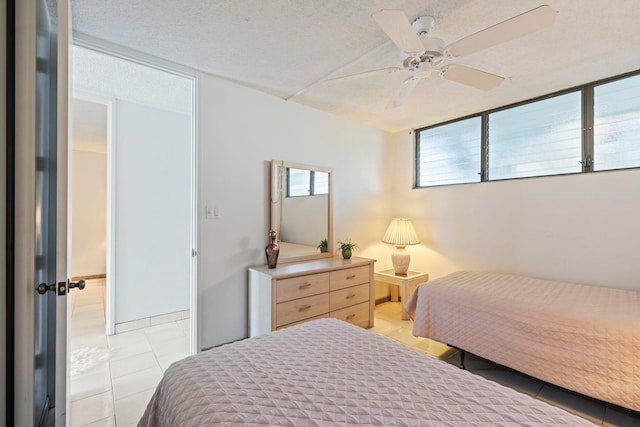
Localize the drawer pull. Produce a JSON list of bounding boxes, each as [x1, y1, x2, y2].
[[346, 274, 356, 280], [298, 305, 312, 312], [346, 314, 356, 320], [298, 283, 311, 290], [346, 293, 356, 299]]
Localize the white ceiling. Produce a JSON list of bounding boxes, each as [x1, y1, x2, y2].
[[73, 46, 193, 115], [70, 0, 640, 132]]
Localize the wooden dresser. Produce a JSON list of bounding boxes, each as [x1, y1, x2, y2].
[[248, 256, 375, 337]]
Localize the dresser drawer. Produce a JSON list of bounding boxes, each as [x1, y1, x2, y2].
[[275, 313, 330, 330], [276, 293, 330, 327], [330, 301, 370, 327], [276, 272, 330, 303], [330, 265, 370, 291], [329, 283, 369, 311], [248, 257, 375, 337]]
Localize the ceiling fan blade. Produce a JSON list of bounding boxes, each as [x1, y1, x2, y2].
[[441, 64, 504, 90], [324, 67, 404, 84], [447, 5, 557, 57], [388, 75, 421, 108], [372, 10, 424, 55]]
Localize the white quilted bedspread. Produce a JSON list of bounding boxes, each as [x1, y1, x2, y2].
[[140, 318, 594, 426], [406, 270, 640, 413]]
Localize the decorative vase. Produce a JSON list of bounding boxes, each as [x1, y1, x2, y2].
[[265, 230, 280, 269], [320, 246, 328, 253], [341, 249, 352, 259]]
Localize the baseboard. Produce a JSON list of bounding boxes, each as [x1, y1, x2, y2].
[[375, 296, 391, 305], [71, 273, 106, 281], [202, 336, 246, 352], [115, 309, 190, 334]]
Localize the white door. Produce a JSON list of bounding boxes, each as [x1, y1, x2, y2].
[[10, 0, 72, 425]]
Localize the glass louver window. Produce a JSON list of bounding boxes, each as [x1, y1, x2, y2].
[[594, 74, 640, 171], [416, 117, 481, 187], [487, 91, 582, 180]]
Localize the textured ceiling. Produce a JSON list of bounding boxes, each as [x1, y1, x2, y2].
[[70, 0, 640, 132], [73, 46, 193, 115]]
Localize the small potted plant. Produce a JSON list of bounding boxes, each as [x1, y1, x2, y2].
[[317, 238, 329, 253], [336, 238, 359, 259]]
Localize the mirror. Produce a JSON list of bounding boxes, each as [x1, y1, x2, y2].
[[271, 160, 333, 263]]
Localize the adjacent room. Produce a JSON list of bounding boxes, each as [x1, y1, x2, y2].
[[4, 0, 640, 426]]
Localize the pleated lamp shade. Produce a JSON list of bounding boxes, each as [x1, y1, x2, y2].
[[382, 218, 420, 276]]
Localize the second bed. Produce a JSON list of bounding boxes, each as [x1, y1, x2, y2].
[[406, 270, 640, 412]]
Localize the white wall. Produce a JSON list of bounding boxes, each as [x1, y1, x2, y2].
[[197, 74, 394, 348], [72, 38, 395, 349], [391, 131, 640, 291], [115, 100, 192, 323], [76, 39, 640, 354], [71, 149, 107, 277]]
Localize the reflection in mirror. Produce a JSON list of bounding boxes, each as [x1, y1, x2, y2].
[[271, 160, 332, 263]]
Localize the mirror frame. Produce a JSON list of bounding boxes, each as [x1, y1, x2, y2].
[[271, 160, 333, 263]]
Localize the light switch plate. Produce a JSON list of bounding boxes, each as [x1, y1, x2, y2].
[[206, 205, 220, 219]]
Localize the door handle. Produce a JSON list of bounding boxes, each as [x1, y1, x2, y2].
[[68, 279, 86, 290], [36, 283, 57, 295], [36, 279, 85, 295]]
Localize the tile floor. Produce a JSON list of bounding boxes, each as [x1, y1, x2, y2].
[[69, 279, 190, 427], [70, 282, 640, 426]]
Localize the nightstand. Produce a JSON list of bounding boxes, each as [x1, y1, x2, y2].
[[374, 269, 429, 320]]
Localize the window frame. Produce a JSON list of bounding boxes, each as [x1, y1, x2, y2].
[[414, 68, 640, 189], [414, 115, 483, 187], [286, 167, 328, 198]]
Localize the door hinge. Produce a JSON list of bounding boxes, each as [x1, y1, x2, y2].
[[192, 249, 198, 257]]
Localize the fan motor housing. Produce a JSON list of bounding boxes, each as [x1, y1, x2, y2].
[[412, 15, 435, 36], [421, 37, 445, 58]]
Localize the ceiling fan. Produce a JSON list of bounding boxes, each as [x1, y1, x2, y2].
[[325, 5, 557, 108]]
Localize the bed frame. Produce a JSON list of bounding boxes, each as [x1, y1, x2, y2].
[[406, 270, 640, 412]]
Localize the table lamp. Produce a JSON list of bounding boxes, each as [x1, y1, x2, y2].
[[382, 218, 420, 276]]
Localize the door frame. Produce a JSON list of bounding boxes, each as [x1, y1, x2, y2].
[[70, 39, 199, 354], [56, 1, 71, 425], [69, 92, 117, 335], [3, 0, 13, 424]]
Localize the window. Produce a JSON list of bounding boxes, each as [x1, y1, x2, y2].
[[287, 168, 328, 197], [313, 171, 329, 195], [416, 117, 481, 186], [415, 70, 640, 188], [594, 74, 640, 171], [488, 92, 582, 180]]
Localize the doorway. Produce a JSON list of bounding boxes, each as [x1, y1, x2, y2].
[[68, 45, 198, 425]]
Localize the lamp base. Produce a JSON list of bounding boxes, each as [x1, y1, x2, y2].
[[391, 246, 410, 276]]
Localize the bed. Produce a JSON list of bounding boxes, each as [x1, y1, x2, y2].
[[405, 270, 640, 413], [139, 318, 594, 426]]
